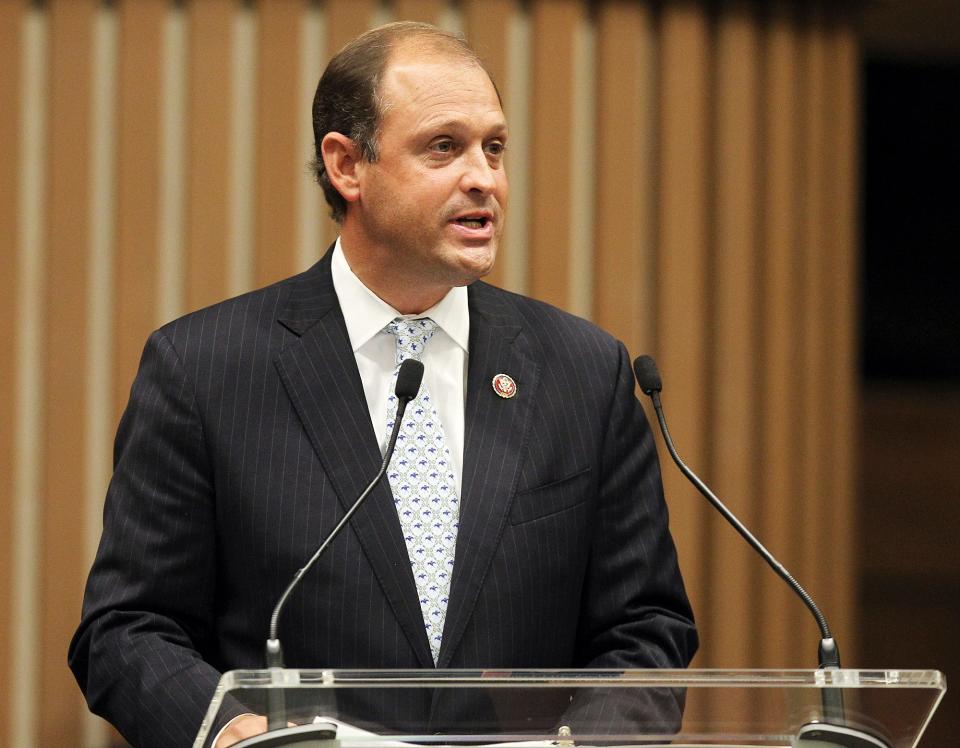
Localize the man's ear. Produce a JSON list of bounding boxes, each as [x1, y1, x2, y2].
[[321, 132, 362, 206]]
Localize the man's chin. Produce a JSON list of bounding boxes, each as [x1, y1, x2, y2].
[[453, 260, 496, 288], [452, 243, 498, 283]]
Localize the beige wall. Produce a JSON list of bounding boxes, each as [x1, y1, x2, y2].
[[0, 1, 860, 746]]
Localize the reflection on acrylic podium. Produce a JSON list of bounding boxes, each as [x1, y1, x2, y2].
[[192, 669, 946, 748]]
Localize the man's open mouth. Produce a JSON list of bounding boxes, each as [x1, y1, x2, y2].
[[454, 215, 490, 229]]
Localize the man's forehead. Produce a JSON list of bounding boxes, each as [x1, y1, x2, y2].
[[387, 36, 474, 67], [375, 63, 504, 139], [381, 40, 500, 103]]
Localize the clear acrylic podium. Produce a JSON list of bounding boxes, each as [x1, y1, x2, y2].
[[192, 669, 945, 748]]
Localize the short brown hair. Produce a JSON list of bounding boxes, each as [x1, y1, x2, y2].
[[311, 22, 497, 223]]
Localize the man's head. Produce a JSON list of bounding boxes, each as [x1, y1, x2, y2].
[[312, 22, 498, 223], [314, 23, 509, 313]]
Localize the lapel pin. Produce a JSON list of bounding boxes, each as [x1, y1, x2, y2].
[[492, 373, 517, 399]]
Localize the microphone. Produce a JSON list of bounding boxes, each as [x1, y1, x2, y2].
[[633, 355, 886, 748], [263, 358, 424, 730]]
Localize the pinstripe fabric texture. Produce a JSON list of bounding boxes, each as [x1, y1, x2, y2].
[[68, 248, 697, 748]]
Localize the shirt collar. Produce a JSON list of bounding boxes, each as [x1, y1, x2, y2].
[[331, 237, 470, 353]]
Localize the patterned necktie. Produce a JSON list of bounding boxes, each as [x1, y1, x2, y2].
[[383, 317, 459, 663]]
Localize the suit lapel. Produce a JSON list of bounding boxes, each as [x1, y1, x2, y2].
[[274, 251, 434, 667], [438, 282, 541, 667]]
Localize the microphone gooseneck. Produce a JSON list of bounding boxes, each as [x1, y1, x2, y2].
[[266, 358, 424, 660], [631, 355, 836, 662], [631, 355, 895, 748], [263, 359, 424, 740]]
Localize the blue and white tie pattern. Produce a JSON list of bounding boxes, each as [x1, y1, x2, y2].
[[383, 318, 459, 663]]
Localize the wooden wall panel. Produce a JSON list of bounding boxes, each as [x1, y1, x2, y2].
[[463, 0, 511, 143], [565, 5, 595, 319], [84, 6, 118, 744], [114, 0, 165, 422], [256, 0, 302, 286], [758, 0, 807, 669], [10, 10, 47, 747], [295, 2, 326, 272], [818, 5, 845, 646], [157, 2, 188, 326], [394, 0, 445, 23], [593, 0, 656, 357], [0, 3, 866, 742], [327, 0, 376, 51], [463, 0, 513, 290], [823, 12, 858, 654], [710, 0, 759, 673], [499, 0, 532, 295], [41, 2, 95, 744], [529, 0, 580, 310], [797, 7, 831, 610], [0, 6, 22, 747], [321, 0, 378, 248], [860, 380, 960, 741], [819, 6, 859, 664], [656, 1, 712, 652], [187, 0, 234, 310]]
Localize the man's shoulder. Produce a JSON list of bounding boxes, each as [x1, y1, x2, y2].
[[159, 263, 321, 335], [152, 260, 329, 355], [470, 281, 622, 354]]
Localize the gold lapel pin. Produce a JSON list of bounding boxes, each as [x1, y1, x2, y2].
[[492, 373, 517, 399]]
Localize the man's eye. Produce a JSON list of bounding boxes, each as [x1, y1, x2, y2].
[[485, 141, 506, 156], [431, 140, 455, 153]]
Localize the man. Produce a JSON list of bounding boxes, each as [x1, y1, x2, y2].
[[69, 22, 697, 748]]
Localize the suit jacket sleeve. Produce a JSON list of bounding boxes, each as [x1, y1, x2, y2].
[[68, 330, 245, 748]]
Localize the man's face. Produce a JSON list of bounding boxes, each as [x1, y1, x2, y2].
[[352, 46, 508, 295]]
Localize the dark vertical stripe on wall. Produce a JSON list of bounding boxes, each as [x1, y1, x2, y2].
[[321, 0, 377, 250], [463, 0, 513, 291], [529, 0, 579, 310], [187, 0, 234, 310], [0, 4, 22, 746], [757, 0, 806, 668], [594, 0, 656, 359], [42, 2, 95, 744], [710, 0, 760, 683], [797, 6, 830, 609], [327, 0, 376, 58], [824, 12, 858, 651], [394, 0, 445, 23], [115, 0, 165, 424], [256, 0, 302, 287], [656, 1, 711, 657], [820, 6, 845, 642]]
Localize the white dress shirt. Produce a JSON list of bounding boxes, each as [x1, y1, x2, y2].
[[330, 239, 469, 496]]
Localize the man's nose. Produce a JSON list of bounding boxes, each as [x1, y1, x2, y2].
[[460, 146, 498, 194]]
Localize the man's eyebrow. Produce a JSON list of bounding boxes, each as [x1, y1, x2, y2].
[[419, 116, 508, 135]]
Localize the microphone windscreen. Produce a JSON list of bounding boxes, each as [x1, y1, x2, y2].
[[395, 359, 424, 400], [633, 355, 663, 395]]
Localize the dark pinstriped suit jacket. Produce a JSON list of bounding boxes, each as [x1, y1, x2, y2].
[[69, 249, 697, 748]]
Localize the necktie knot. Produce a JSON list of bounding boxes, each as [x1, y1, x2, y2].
[[385, 317, 438, 365]]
